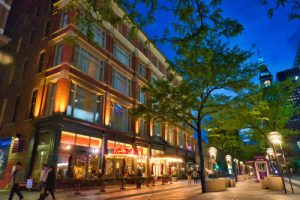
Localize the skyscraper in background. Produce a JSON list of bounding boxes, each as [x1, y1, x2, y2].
[[293, 42, 300, 68]]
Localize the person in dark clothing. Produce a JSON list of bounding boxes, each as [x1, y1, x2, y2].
[[41, 166, 56, 200], [8, 162, 24, 200]]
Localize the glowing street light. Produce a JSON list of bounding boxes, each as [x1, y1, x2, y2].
[[208, 147, 217, 160], [268, 131, 282, 145], [266, 148, 274, 157]]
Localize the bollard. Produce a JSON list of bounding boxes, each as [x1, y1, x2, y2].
[[120, 178, 125, 190], [170, 177, 173, 184], [152, 177, 155, 186], [74, 182, 81, 195], [161, 177, 164, 185], [288, 176, 294, 194], [100, 179, 106, 192]]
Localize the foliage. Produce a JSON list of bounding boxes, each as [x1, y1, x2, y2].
[[132, 0, 257, 193], [261, 0, 300, 20]]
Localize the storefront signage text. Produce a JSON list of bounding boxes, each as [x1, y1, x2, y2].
[[113, 147, 139, 155]]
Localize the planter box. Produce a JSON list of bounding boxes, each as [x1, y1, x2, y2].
[[267, 176, 283, 191], [260, 178, 268, 189], [205, 179, 226, 192]]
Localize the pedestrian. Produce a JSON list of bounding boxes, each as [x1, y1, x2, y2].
[[192, 170, 197, 183], [8, 162, 24, 200], [187, 171, 192, 183], [41, 166, 56, 200], [38, 164, 48, 200]]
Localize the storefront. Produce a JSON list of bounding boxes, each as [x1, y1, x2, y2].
[[56, 131, 103, 179], [150, 149, 184, 177], [105, 140, 148, 178]]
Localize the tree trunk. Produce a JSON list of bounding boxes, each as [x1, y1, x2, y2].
[[197, 123, 206, 193], [221, 145, 226, 177]]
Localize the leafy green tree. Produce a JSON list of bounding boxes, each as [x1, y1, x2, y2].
[[132, 0, 257, 193], [261, 0, 300, 20]]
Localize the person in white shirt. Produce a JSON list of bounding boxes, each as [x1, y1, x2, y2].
[[38, 164, 48, 200]]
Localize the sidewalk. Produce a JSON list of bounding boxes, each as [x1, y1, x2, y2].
[[0, 180, 190, 200]]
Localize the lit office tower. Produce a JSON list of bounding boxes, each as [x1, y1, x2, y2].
[[293, 42, 300, 68]]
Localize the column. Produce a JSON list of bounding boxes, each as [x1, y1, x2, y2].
[[54, 78, 70, 113], [104, 93, 111, 126]]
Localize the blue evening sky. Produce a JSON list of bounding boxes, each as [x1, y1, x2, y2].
[[141, 0, 300, 80]]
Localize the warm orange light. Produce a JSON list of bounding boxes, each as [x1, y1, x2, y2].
[[54, 78, 70, 113], [135, 119, 139, 135], [149, 119, 153, 136], [34, 84, 48, 117], [104, 95, 111, 126]]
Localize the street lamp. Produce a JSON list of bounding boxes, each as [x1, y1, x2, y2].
[[268, 131, 287, 194], [226, 155, 232, 175], [208, 147, 217, 174]]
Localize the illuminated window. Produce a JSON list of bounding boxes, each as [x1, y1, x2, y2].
[[53, 44, 62, 66], [28, 89, 38, 119], [110, 103, 129, 132], [153, 122, 161, 137], [60, 11, 68, 28], [67, 85, 102, 123], [114, 43, 130, 67], [73, 45, 104, 81], [76, 134, 90, 147], [264, 80, 271, 87], [60, 131, 76, 145], [112, 70, 131, 96]]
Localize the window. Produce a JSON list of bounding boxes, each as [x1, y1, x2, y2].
[[167, 127, 174, 145], [143, 47, 147, 56], [44, 20, 51, 37], [0, 99, 7, 127], [53, 44, 63, 66], [93, 26, 106, 47], [110, 103, 129, 132], [16, 37, 22, 52], [151, 75, 157, 84], [67, 85, 102, 123], [35, 6, 41, 16], [139, 118, 147, 138], [114, 44, 130, 67], [138, 64, 146, 77], [37, 51, 45, 72], [151, 55, 156, 66], [73, 45, 104, 81], [28, 89, 38, 119], [60, 11, 68, 28], [21, 59, 28, 78], [178, 131, 184, 147], [44, 83, 56, 116], [78, 23, 106, 48], [153, 122, 161, 137], [112, 70, 130, 96], [28, 30, 35, 45], [138, 87, 146, 104], [10, 95, 21, 123]]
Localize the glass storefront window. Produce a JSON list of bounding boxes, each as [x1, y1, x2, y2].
[[178, 131, 184, 147], [57, 131, 102, 179]]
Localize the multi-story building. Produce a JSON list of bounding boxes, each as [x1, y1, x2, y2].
[[0, 0, 195, 188], [293, 42, 300, 69], [0, 0, 12, 47]]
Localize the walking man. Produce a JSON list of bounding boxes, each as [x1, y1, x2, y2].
[[8, 162, 24, 200], [41, 166, 56, 200], [38, 164, 48, 200]]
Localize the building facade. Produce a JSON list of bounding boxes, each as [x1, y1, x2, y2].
[[0, 0, 195, 188], [0, 0, 12, 47]]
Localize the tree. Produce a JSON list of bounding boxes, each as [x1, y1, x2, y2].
[[261, 0, 300, 20], [227, 79, 300, 149], [132, 1, 257, 193]]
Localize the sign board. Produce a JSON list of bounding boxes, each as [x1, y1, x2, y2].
[[26, 179, 33, 189], [113, 147, 139, 155], [0, 138, 12, 180]]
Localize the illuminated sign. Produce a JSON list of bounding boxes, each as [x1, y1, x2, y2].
[[113, 147, 138, 155], [0, 138, 12, 180]]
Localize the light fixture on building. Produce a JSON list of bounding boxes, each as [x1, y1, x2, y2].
[[266, 148, 274, 156]]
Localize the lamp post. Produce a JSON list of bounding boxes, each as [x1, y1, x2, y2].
[[208, 147, 217, 175], [266, 147, 275, 175], [225, 155, 232, 175], [268, 131, 287, 194]]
